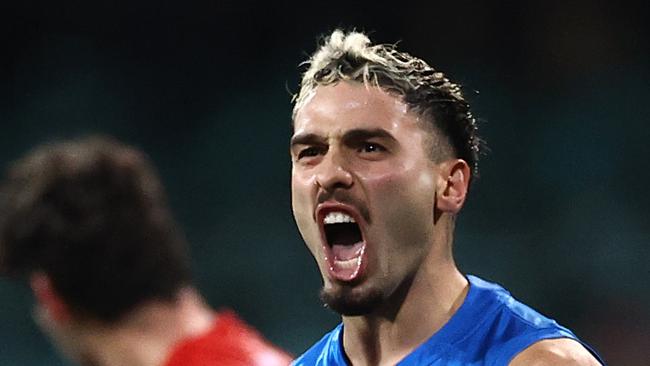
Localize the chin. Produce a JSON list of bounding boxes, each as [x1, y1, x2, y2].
[[319, 283, 384, 316]]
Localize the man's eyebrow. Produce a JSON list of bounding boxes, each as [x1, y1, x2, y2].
[[342, 128, 396, 143], [290, 133, 326, 147], [290, 129, 396, 147]]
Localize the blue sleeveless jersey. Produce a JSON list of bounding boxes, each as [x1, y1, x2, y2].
[[293, 275, 604, 366]]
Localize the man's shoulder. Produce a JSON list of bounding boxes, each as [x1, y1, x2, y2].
[[466, 275, 569, 334], [291, 324, 343, 366], [464, 276, 604, 365], [165, 311, 292, 366], [509, 338, 603, 366]]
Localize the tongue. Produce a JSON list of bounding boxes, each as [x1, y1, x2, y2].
[[331, 241, 364, 261], [330, 241, 365, 281], [325, 223, 366, 281]]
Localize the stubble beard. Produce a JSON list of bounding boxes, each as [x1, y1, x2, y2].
[[79, 354, 101, 366], [319, 283, 385, 316]]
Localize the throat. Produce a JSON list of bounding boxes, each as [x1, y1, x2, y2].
[[325, 222, 362, 246], [341, 270, 470, 366], [341, 320, 413, 366]]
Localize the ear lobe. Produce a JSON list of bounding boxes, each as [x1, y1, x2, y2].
[[436, 160, 471, 214], [30, 272, 71, 324]]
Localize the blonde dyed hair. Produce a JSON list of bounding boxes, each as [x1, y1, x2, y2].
[[293, 29, 481, 177]]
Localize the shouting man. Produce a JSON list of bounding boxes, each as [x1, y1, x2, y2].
[[289, 30, 604, 366]]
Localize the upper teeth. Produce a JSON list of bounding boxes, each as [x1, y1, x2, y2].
[[324, 212, 356, 224]]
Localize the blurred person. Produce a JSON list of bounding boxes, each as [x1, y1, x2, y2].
[[0, 137, 292, 366], [289, 30, 605, 365]]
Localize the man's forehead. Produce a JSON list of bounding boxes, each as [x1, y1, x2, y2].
[[298, 82, 406, 112], [294, 84, 413, 131]]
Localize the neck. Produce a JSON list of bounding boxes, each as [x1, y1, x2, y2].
[[341, 226, 468, 366], [76, 287, 216, 366]]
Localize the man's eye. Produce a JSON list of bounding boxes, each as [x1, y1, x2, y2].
[[360, 143, 386, 153], [298, 147, 321, 159]]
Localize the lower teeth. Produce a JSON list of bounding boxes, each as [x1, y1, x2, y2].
[[335, 257, 358, 269]]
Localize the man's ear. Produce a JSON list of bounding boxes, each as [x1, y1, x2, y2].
[[30, 272, 71, 324], [436, 159, 471, 214]]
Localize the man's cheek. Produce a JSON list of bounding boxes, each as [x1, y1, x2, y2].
[[366, 172, 412, 206]]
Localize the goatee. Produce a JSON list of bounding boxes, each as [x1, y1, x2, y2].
[[319, 285, 384, 316]]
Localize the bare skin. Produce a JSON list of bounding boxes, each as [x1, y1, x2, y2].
[[32, 274, 215, 366], [511, 338, 602, 366]]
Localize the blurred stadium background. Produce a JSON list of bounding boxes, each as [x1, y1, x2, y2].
[[1, 1, 648, 365]]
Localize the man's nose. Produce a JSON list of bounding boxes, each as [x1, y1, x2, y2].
[[315, 151, 353, 191]]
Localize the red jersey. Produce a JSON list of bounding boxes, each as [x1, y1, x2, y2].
[[164, 311, 292, 366]]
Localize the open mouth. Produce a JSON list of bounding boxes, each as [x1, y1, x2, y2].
[[320, 209, 367, 281]]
